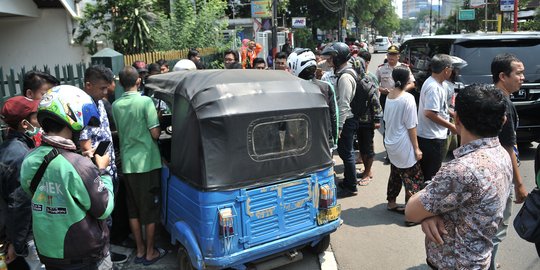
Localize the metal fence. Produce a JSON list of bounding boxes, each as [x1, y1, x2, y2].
[[0, 63, 88, 143], [1, 48, 223, 143], [0, 63, 88, 105]]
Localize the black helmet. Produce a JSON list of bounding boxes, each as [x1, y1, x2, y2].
[[321, 42, 351, 67]]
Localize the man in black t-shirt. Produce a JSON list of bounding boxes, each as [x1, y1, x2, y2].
[[490, 53, 528, 270]]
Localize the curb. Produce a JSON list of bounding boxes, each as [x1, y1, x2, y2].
[[319, 245, 338, 270]]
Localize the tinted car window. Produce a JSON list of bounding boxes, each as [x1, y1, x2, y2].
[[454, 39, 540, 84]]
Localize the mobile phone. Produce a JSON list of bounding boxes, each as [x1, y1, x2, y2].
[[94, 141, 111, 156]]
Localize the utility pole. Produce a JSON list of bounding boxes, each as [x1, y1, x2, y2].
[[429, 1, 433, 35], [437, 0, 441, 29], [485, 0, 488, 32], [514, 0, 519, 31], [272, 0, 278, 56]]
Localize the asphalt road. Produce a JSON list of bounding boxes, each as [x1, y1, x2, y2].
[[115, 51, 540, 270], [329, 52, 540, 270]]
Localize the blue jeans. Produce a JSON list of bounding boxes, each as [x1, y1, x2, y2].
[[338, 118, 359, 191]]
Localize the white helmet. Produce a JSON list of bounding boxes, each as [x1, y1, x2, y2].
[[287, 48, 317, 77], [450, 56, 468, 69], [173, 59, 197, 71]]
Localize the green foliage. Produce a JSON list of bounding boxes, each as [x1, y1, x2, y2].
[[153, 0, 229, 51], [520, 7, 540, 31], [169, 0, 197, 49], [74, 1, 110, 54], [75, 0, 162, 54], [348, 0, 399, 36], [288, 0, 341, 31], [75, 0, 228, 54], [120, 7, 154, 54], [399, 18, 415, 35], [370, 3, 400, 36], [348, 0, 386, 28], [294, 28, 317, 49]]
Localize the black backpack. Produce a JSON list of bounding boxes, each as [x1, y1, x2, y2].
[[513, 188, 540, 243], [336, 67, 378, 120], [349, 56, 366, 78]]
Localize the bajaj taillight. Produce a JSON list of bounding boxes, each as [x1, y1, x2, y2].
[[218, 208, 234, 236], [319, 184, 334, 209]]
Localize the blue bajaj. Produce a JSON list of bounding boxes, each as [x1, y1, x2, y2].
[[147, 70, 341, 269]]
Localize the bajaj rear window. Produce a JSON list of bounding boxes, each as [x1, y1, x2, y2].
[[247, 114, 311, 161]]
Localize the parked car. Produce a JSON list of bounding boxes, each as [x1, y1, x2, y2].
[[147, 70, 341, 269], [374, 36, 391, 53], [399, 33, 540, 143]]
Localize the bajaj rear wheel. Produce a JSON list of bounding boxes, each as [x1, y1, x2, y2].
[[178, 246, 195, 270], [309, 235, 331, 254]]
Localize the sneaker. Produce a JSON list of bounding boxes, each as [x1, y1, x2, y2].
[[356, 170, 364, 178], [111, 252, 128, 264]]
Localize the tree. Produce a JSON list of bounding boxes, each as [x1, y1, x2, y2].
[[75, 0, 162, 54], [370, 2, 400, 36], [348, 0, 386, 30], [521, 7, 540, 30], [399, 18, 415, 35], [162, 0, 228, 50], [287, 0, 341, 43], [348, 0, 399, 37], [76, 0, 229, 54]]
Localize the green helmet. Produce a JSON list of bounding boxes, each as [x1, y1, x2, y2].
[[37, 85, 101, 132]]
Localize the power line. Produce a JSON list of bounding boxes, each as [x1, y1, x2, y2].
[[319, 0, 342, 13]]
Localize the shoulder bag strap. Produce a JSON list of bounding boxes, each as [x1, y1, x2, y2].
[[29, 148, 61, 194]]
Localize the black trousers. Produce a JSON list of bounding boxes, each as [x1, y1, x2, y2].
[[417, 137, 447, 182]]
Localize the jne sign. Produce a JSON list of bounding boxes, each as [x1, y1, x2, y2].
[[292, 17, 306, 28]]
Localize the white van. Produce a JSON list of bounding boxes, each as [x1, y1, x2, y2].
[[374, 36, 391, 53]]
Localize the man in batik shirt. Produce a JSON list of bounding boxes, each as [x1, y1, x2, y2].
[[405, 84, 512, 269]]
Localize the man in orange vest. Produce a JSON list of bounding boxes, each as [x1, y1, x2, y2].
[[241, 40, 263, 69]]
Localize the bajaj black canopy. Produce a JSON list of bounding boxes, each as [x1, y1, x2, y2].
[[146, 70, 332, 191]]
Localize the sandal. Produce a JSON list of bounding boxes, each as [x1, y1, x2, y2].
[[142, 247, 168, 266], [387, 205, 405, 214], [357, 177, 372, 186], [134, 254, 145, 264]]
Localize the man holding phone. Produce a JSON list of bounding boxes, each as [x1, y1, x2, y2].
[[80, 65, 128, 265]]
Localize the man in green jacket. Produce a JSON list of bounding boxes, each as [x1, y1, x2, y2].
[[20, 85, 114, 270]]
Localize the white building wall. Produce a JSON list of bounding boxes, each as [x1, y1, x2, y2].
[[0, 9, 89, 71]]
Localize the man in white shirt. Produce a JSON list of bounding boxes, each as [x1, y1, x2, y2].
[[417, 54, 457, 182]]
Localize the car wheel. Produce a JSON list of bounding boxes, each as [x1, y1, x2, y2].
[[178, 246, 195, 270], [309, 235, 331, 254]]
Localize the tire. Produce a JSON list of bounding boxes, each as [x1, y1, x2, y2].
[[309, 235, 331, 254], [178, 246, 195, 270]]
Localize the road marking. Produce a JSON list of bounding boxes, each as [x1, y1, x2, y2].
[[319, 246, 338, 270]]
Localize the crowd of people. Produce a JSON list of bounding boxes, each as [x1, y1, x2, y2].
[[1, 38, 539, 270]]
